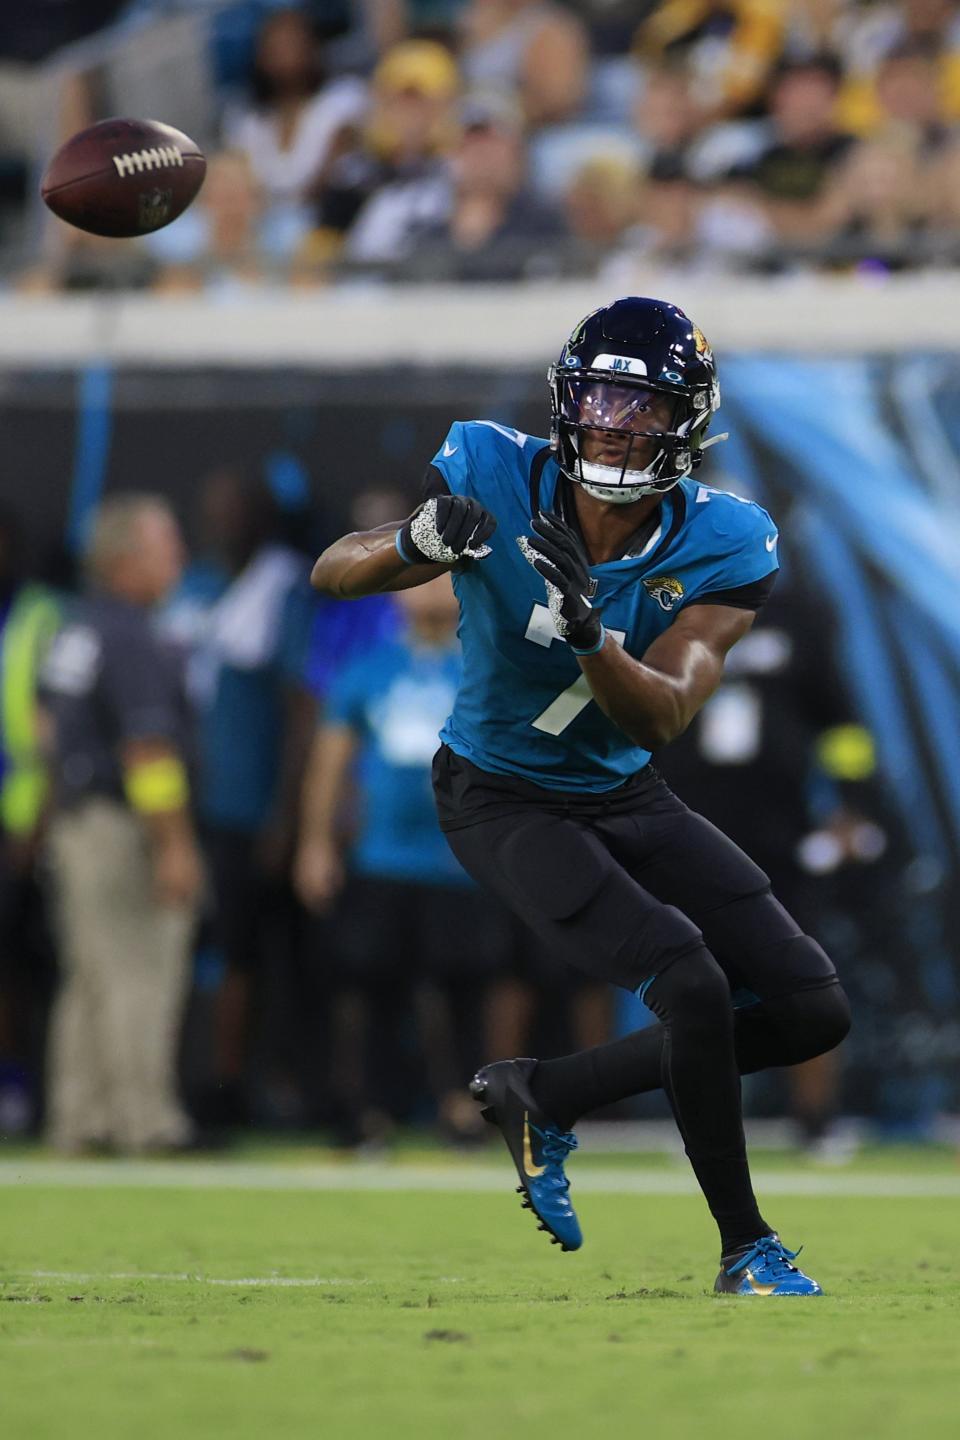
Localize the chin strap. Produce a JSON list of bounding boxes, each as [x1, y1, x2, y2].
[[700, 432, 729, 451], [580, 483, 655, 504]]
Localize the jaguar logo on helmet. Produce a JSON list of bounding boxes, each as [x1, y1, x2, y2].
[[643, 576, 685, 612], [692, 325, 712, 360]]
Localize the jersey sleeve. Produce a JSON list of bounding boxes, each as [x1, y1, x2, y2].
[[428, 419, 536, 505], [429, 421, 475, 498], [686, 570, 777, 613], [683, 493, 780, 608]]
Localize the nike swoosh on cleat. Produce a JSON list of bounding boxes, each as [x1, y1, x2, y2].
[[744, 1268, 777, 1295], [443, 441, 458, 457], [522, 1113, 546, 1178], [765, 534, 778, 552]]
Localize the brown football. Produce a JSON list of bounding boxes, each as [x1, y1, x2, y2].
[[41, 117, 206, 238]]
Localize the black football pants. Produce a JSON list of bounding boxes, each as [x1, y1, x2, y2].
[[437, 752, 850, 1252]]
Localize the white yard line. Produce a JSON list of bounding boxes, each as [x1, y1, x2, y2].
[[0, 1159, 958, 1198], [21, 1271, 379, 1286]]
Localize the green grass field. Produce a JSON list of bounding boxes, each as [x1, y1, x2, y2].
[[1, 1144, 959, 1439]]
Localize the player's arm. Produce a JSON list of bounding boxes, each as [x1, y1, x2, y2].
[[311, 522, 448, 598], [576, 605, 754, 749], [311, 494, 497, 599], [519, 509, 763, 748]]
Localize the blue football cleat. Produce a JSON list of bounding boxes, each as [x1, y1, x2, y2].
[[469, 1057, 582, 1252], [715, 1234, 823, 1296]]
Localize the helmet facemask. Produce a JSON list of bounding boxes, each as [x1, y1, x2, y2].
[[549, 367, 716, 502]]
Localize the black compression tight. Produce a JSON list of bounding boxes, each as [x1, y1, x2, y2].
[[534, 974, 852, 1126], [531, 954, 851, 1254]]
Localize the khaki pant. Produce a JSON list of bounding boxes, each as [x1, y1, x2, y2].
[[46, 800, 196, 1153]]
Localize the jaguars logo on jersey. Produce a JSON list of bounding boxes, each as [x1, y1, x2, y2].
[[642, 576, 685, 612]]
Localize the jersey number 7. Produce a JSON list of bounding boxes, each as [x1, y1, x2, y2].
[[524, 603, 626, 736]]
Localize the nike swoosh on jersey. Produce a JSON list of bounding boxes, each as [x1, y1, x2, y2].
[[765, 534, 778, 551], [443, 441, 458, 457], [522, 1113, 546, 1177]]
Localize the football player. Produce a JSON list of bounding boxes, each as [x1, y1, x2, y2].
[[311, 297, 851, 1296]]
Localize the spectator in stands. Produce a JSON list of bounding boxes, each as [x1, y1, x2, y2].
[[559, 136, 773, 276], [295, 574, 500, 1146], [560, 154, 643, 279], [633, 154, 703, 268], [692, 171, 776, 271], [836, 0, 960, 135], [873, 39, 953, 156], [731, 54, 856, 249], [458, 0, 590, 127], [161, 467, 315, 1124], [318, 38, 459, 269], [633, 63, 703, 174], [819, 132, 928, 269], [42, 495, 201, 1154], [148, 150, 310, 293], [633, 0, 785, 120], [397, 93, 565, 281], [224, 6, 367, 207]]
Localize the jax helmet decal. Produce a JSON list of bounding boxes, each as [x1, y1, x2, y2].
[[548, 297, 722, 503]]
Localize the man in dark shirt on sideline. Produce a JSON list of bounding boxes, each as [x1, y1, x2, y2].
[[42, 494, 203, 1154]]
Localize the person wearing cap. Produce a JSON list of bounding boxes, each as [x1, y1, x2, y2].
[[315, 39, 460, 269], [397, 90, 566, 281]]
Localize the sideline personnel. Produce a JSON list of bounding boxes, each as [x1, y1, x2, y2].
[[42, 495, 202, 1153]]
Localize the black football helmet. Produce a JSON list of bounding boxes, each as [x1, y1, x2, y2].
[[548, 296, 722, 502]]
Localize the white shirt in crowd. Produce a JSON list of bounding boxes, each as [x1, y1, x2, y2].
[[225, 75, 368, 202]]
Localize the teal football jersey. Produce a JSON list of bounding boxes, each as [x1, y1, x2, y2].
[[433, 420, 779, 791]]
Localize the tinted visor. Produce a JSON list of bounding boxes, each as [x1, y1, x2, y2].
[[560, 377, 678, 436]]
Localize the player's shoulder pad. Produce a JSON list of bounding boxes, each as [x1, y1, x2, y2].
[[429, 419, 542, 500], [688, 481, 778, 547]]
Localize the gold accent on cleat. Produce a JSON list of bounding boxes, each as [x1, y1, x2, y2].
[[522, 1113, 546, 1178], [744, 1269, 778, 1296]]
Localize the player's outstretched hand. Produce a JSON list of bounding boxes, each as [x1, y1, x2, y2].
[[518, 511, 604, 653], [397, 494, 497, 565]]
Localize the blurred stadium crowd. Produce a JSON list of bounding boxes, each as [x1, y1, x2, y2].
[[3, 0, 960, 286]]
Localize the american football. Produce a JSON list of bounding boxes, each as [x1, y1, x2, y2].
[[40, 117, 206, 238]]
